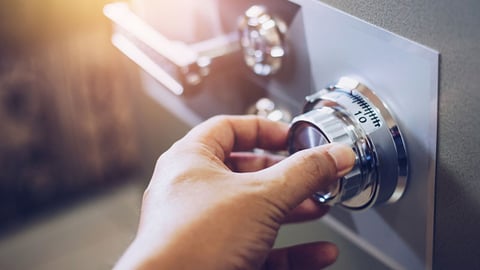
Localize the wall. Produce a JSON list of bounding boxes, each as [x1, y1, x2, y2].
[[317, 0, 480, 268], [0, 1, 142, 227]]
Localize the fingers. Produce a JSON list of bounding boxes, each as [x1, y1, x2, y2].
[[225, 152, 285, 172], [183, 115, 289, 161], [254, 144, 355, 211], [283, 199, 330, 224], [263, 242, 338, 270]]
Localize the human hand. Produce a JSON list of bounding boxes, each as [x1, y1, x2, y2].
[[115, 115, 355, 270]]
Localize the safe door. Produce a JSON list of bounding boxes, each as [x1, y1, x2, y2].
[[105, 1, 439, 269]]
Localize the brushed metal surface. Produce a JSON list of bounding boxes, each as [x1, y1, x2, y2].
[[271, 1, 439, 269], [314, 1, 480, 267]]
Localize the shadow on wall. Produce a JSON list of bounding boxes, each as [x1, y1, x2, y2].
[[0, 0, 150, 231]]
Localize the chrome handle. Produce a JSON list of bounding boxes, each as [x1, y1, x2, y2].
[[238, 5, 287, 76], [103, 2, 240, 95]]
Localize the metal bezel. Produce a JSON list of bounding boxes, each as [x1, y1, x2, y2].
[[289, 77, 408, 210], [335, 77, 408, 204]]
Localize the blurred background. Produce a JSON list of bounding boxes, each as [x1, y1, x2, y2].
[[0, 1, 189, 268]]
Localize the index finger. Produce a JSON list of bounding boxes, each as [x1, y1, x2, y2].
[[184, 115, 289, 161]]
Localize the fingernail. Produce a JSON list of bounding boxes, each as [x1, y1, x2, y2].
[[327, 144, 356, 176]]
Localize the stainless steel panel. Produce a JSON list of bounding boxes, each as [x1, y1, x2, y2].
[[106, 1, 440, 269], [272, 1, 439, 269]]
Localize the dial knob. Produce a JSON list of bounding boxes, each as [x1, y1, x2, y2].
[[288, 77, 408, 210]]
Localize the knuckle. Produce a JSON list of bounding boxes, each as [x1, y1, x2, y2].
[[208, 114, 230, 125], [243, 177, 290, 218]]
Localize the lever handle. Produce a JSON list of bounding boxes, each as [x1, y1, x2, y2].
[[104, 2, 240, 95]]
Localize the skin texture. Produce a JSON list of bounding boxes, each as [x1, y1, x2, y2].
[[115, 115, 355, 270]]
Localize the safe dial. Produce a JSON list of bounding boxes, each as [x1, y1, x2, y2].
[[288, 77, 408, 210]]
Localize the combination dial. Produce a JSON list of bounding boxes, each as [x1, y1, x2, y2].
[[288, 77, 408, 210]]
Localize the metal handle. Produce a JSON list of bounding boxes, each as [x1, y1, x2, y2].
[[103, 2, 240, 95]]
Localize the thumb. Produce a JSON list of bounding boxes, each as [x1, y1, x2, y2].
[[256, 143, 355, 211]]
